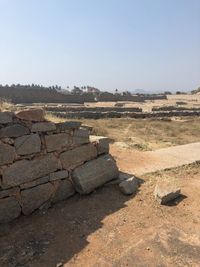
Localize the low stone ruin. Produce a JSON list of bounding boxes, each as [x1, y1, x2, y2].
[[0, 109, 119, 223]]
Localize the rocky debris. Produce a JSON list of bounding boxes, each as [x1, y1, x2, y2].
[[0, 124, 29, 138], [14, 134, 41, 155], [0, 141, 16, 165], [31, 122, 56, 132], [0, 111, 13, 124], [60, 143, 97, 169], [21, 183, 54, 215], [15, 108, 45, 122], [52, 179, 75, 203], [0, 197, 21, 223], [2, 154, 60, 188], [154, 181, 181, 204], [73, 128, 89, 145], [49, 170, 68, 181], [45, 133, 70, 152], [90, 135, 110, 155], [119, 176, 138, 195], [72, 155, 119, 194]]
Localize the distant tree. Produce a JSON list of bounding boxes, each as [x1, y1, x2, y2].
[[164, 91, 172, 95]]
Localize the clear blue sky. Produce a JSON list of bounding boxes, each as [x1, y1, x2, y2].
[[0, 0, 199, 92]]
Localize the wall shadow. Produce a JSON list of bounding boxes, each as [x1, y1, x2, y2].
[[0, 179, 140, 267]]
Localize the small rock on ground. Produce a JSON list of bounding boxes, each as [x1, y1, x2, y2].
[[119, 176, 138, 195], [154, 180, 181, 204]]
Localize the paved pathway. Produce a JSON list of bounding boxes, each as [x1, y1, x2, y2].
[[111, 142, 200, 175]]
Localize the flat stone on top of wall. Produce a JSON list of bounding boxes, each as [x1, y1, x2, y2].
[[49, 170, 68, 181], [0, 197, 21, 223], [14, 134, 41, 155], [31, 122, 56, 132], [45, 133, 70, 152], [90, 135, 110, 155], [56, 121, 82, 131], [21, 183, 54, 215], [72, 154, 119, 194], [60, 143, 97, 170], [15, 108, 45, 122], [73, 128, 89, 145], [52, 179, 75, 203], [0, 112, 13, 124], [0, 141, 16, 166], [2, 154, 60, 188], [0, 124, 29, 138]]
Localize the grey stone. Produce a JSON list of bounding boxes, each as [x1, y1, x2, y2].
[[119, 176, 138, 195], [60, 143, 97, 170], [0, 112, 13, 124], [31, 122, 56, 132], [49, 170, 68, 181], [0, 124, 29, 138], [15, 108, 45, 122], [14, 134, 41, 155], [72, 154, 119, 194], [0, 187, 20, 199], [106, 172, 132, 185], [45, 133, 70, 152], [0, 197, 21, 223], [73, 128, 89, 145], [0, 141, 16, 166], [21, 183, 54, 215], [52, 179, 75, 203], [90, 135, 110, 154], [56, 121, 81, 131], [20, 176, 49, 189], [1, 138, 14, 145], [154, 181, 181, 204], [2, 154, 60, 188]]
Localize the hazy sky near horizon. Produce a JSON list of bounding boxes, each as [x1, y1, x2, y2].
[[0, 0, 199, 92]]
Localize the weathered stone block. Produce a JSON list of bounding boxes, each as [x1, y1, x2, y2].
[[21, 183, 54, 215], [20, 176, 49, 189], [15, 108, 45, 122], [56, 121, 81, 131], [31, 122, 56, 132], [72, 154, 119, 194], [90, 135, 110, 154], [0, 112, 13, 124], [14, 134, 41, 155], [73, 128, 89, 145], [52, 179, 75, 203], [0, 187, 20, 199], [0, 141, 16, 166], [60, 143, 97, 169], [2, 154, 60, 188], [119, 176, 138, 195], [154, 181, 181, 204], [0, 124, 29, 138], [45, 133, 70, 152], [49, 170, 68, 181], [0, 197, 21, 223]]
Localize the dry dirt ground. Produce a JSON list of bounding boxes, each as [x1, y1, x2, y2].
[[1, 147, 200, 267]]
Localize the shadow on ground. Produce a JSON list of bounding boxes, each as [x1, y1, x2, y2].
[[0, 182, 136, 267]]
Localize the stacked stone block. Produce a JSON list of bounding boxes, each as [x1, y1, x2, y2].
[[0, 109, 118, 223]]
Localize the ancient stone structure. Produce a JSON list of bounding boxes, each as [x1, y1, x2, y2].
[[0, 109, 119, 223]]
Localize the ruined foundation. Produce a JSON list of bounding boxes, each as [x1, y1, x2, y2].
[[0, 109, 119, 223]]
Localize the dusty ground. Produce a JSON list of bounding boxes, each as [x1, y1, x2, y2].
[[1, 155, 200, 267]]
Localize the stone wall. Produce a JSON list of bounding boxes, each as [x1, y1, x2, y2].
[[0, 109, 119, 223]]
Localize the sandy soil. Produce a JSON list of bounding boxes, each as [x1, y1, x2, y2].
[[1, 143, 200, 267]]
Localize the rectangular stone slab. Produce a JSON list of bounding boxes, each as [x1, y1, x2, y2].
[[2, 154, 60, 188], [72, 154, 119, 194], [60, 143, 97, 169]]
